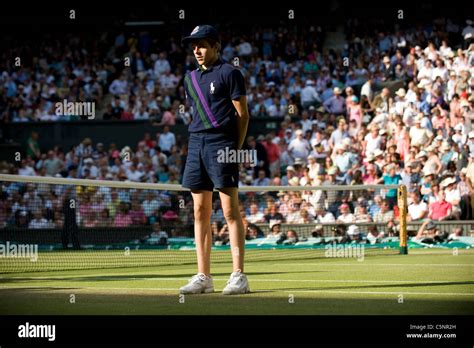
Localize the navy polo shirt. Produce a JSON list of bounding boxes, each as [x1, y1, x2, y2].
[[184, 59, 246, 135]]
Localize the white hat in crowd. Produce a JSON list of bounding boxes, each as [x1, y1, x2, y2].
[[348, 225, 359, 235], [395, 88, 406, 97], [440, 177, 456, 188]]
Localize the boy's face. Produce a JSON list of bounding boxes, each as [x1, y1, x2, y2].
[[191, 39, 218, 67]]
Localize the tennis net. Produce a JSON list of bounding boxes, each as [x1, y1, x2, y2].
[[0, 174, 403, 273]]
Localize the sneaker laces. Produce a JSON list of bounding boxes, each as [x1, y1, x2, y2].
[[227, 272, 243, 286], [190, 273, 208, 284]]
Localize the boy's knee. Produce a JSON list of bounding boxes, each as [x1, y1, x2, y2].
[[194, 205, 211, 221]]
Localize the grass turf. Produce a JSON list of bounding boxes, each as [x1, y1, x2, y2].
[[0, 248, 473, 315]]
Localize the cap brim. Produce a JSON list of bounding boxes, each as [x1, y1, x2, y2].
[[182, 35, 218, 45]]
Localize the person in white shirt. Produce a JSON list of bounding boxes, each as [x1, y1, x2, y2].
[[154, 53, 171, 78], [337, 204, 356, 223], [407, 191, 428, 221], [81, 158, 99, 178], [142, 192, 160, 217], [432, 59, 449, 82], [300, 111, 313, 133], [288, 129, 311, 160], [417, 59, 433, 81], [443, 178, 461, 219], [237, 39, 252, 56], [409, 115, 433, 147], [394, 88, 409, 116], [247, 203, 265, 223], [323, 87, 346, 114], [405, 81, 418, 103], [364, 126, 382, 157], [301, 80, 321, 109], [158, 126, 176, 154], [108, 75, 128, 95], [28, 210, 50, 229], [126, 165, 145, 182], [360, 75, 374, 102], [18, 160, 36, 176], [439, 40, 453, 58]]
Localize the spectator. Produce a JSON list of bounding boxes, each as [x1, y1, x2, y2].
[[337, 203, 355, 223], [374, 199, 394, 223], [158, 126, 176, 155], [114, 201, 133, 227], [429, 189, 453, 221], [26, 131, 41, 160], [407, 191, 428, 221]]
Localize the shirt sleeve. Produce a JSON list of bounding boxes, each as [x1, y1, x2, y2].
[[227, 69, 246, 100]]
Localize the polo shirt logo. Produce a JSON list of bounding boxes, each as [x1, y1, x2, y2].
[[210, 82, 216, 94]]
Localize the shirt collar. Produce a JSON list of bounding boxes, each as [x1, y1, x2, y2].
[[198, 58, 224, 73]]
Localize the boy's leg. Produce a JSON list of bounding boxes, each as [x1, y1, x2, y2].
[[191, 189, 213, 276], [218, 187, 245, 272]]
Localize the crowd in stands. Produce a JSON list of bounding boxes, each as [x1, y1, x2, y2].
[[1, 17, 474, 241]]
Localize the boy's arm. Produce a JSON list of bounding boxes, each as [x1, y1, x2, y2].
[[232, 96, 250, 150]]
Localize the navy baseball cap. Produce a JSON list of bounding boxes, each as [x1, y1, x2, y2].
[[182, 25, 220, 45]]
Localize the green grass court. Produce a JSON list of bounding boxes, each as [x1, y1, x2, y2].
[[0, 249, 473, 315]]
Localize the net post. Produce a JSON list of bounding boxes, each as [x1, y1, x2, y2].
[[397, 184, 408, 255]]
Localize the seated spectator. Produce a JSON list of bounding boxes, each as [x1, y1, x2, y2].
[[285, 229, 299, 244], [246, 223, 264, 240], [374, 199, 394, 223], [337, 203, 355, 223], [114, 201, 132, 227], [253, 169, 271, 186], [313, 204, 335, 223], [379, 164, 402, 208], [407, 191, 428, 221], [442, 177, 461, 219], [215, 223, 230, 245], [247, 203, 265, 223], [267, 220, 286, 244], [448, 227, 463, 241], [414, 220, 447, 243], [428, 189, 453, 221], [347, 225, 362, 243], [28, 210, 50, 229], [130, 201, 147, 225], [366, 226, 384, 244], [354, 201, 372, 222]]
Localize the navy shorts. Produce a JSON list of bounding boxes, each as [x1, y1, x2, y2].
[[182, 132, 239, 191]]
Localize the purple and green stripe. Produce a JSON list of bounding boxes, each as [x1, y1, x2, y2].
[[188, 71, 219, 128], [184, 75, 212, 129]]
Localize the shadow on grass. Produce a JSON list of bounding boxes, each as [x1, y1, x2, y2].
[[0, 270, 324, 283], [0, 289, 472, 315]]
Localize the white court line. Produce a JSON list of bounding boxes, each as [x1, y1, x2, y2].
[[0, 286, 471, 297]]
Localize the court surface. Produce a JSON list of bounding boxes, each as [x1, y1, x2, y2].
[[0, 249, 473, 315]]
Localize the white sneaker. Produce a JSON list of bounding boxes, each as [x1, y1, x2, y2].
[[179, 273, 214, 294], [222, 271, 250, 295]]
